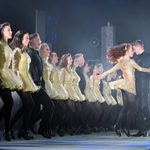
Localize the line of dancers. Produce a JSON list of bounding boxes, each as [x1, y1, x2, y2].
[[0, 22, 150, 141]]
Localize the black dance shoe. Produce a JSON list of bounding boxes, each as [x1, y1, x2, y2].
[[17, 130, 33, 140], [30, 126, 37, 134], [3, 130, 11, 141], [10, 130, 15, 139], [41, 131, 51, 139], [131, 130, 147, 137], [114, 125, 121, 137], [122, 128, 130, 137], [49, 130, 56, 137], [81, 129, 90, 134], [57, 129, 65, 137]]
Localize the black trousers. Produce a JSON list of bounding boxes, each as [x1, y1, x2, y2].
[[30, 88, 54, 132], [10, 91, 34, 131], [136, 79, 150, 111], [0, 88, 13, 131], [136, 79, 150, 130]]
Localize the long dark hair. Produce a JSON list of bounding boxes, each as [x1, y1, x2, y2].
[[0, 22, 11, 41], [59, 53, 72, 69], [107, 43, 131, 64], [10, 30, 28, 50]]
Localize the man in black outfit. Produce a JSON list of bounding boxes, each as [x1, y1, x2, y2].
[[28, 33, 54, 138], [132, 40, 150, 136]]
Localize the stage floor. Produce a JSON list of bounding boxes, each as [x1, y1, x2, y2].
[[0, 132, 150, 150]]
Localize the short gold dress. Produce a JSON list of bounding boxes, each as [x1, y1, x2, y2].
[[13, 48, 38, 92], [72, 69, 85, 101], [84, 74, 97, 103], [50, 64, 69, 100], [102, 80, 117, 105], [116, 89, 124, 106], [60, 67, 80, 101], [101, 57, 150, 95], [42, 58, 59, 98], [0, 41, 23, 90], [90, 75, 105, 103]]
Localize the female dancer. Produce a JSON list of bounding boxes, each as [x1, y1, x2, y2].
[[49, 52, 69, 100], [50, 51, 69, 136], [90, 64, 106, 129], [83, 63, 100, 130], [40, 44, 68, 136], [102, 75, 118, 130], [100, 43, 150, 136], [0, 22, 23, 141], [59, 53, 79, 134], [39, 43, 58, 99], [11, 30, 39, 140]]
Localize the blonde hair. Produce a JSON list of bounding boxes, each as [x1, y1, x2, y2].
[[73, 53, 83, 61], [39, 43, 50, 57]]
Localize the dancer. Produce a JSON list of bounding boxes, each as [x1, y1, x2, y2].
[[49, 52, 69, 136], [100, 43, 150, 136], [131, 40, 150, 136], [83, 63, 100, 131], [40, 44, 67, 136], [72, 55, 90, 134], [11, 30, 38, 140], [28, 33, 54, 138], [0, 22, 23, 141], [59, 53, 79, 135]]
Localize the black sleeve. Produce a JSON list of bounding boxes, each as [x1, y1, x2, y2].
[[27, 50, 36, 81], [27, 49, 40, 85], [76, 68, 86, 94], [27, 49, 45, 87], [138, 53, 150, 78]]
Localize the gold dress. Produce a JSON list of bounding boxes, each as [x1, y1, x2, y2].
[[90, 75, 105, 103], [84, 74, 97, 103], [13, 48, 38, 92], [0, 41, 23, 90], [101, 57, 150, 95], [102, 80, 117, 106], [116, 89, 124, 106], [42, 58, 59, 98], [72, 69, 85, 101], [60, 67, 80, 101], [50, 64, 69, 100]]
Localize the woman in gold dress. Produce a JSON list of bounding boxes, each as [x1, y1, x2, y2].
[[100, 43, 150, 136], [90, 64, 106, 129], [102, 74, 118, 130], [40, 44, 68, 136], [83, 63, 101, 131], [49, 52, 69, 100], [59, 53, 79, 101], [11, 30, 39, 140], [59, 53, 79, 134], [90, 64, 105, 104], [49, 52, 69, 135], [39, 44, 58, 99], [0, 22, 23, 141]]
